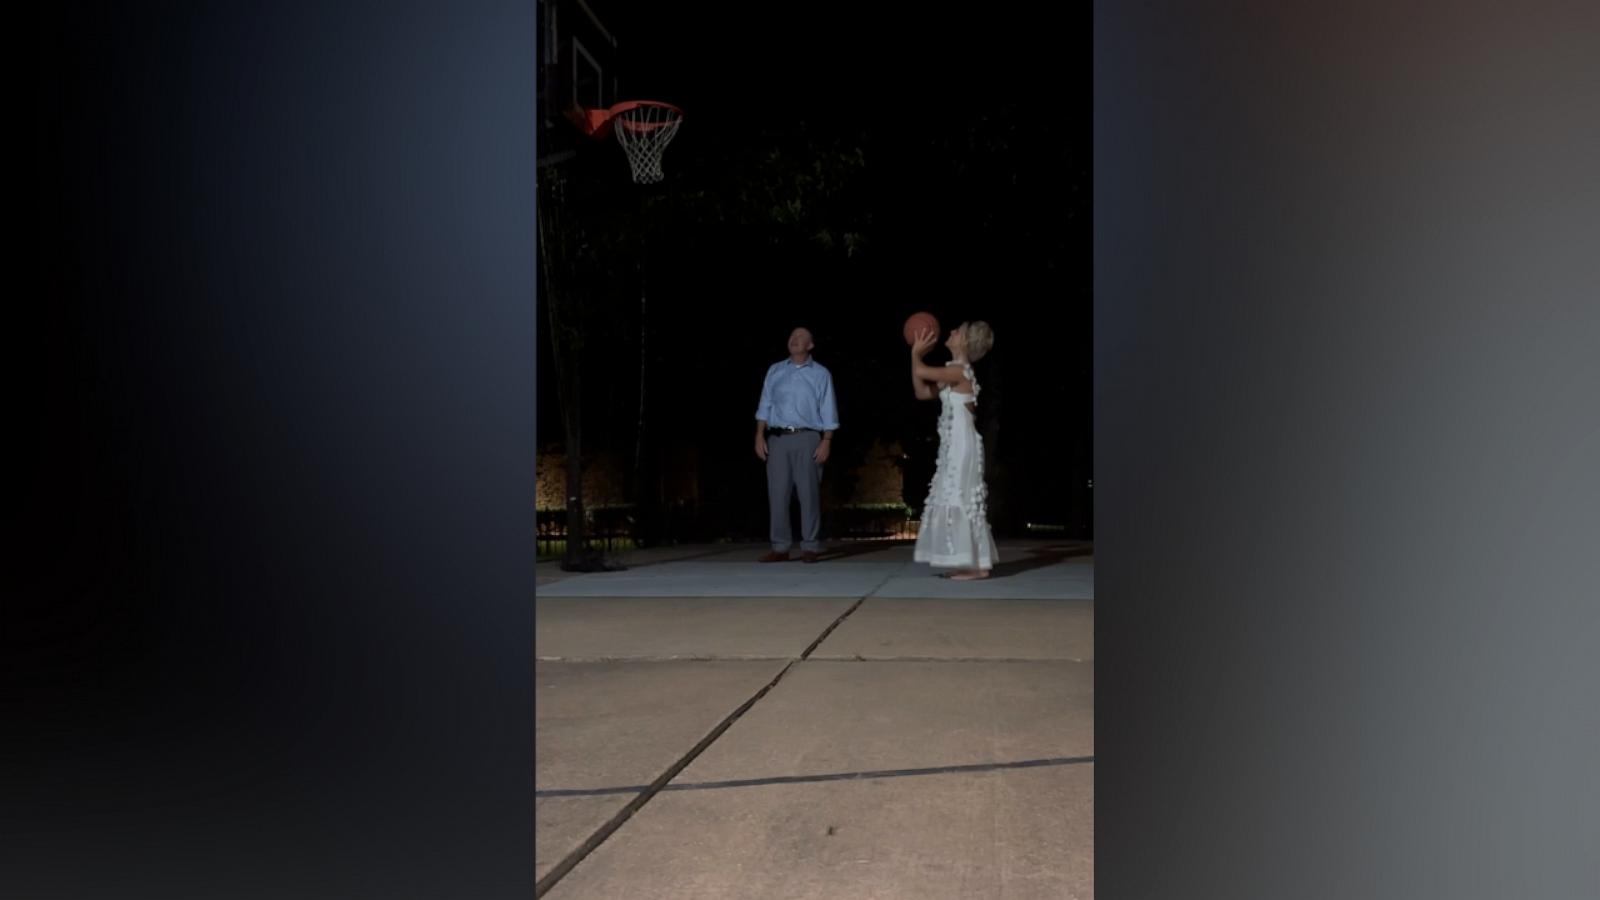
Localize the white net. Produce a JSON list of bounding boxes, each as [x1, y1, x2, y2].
[[611, 103, 683, 184]]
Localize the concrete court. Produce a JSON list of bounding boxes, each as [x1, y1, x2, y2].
[[535, 539, 1094, 898]]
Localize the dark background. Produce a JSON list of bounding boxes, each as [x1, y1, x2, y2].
[[535, 0, 1091, 545], [10, 1, 1600, 898]]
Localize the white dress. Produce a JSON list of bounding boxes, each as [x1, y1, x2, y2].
[[913, 362, 999, 570]]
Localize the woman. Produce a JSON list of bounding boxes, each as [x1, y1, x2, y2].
[[909, 321, 998, 580]]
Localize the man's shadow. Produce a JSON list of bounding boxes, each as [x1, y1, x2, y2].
[[811, 538, 913, 562]]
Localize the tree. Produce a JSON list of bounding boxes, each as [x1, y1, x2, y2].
[[537, 166, 635, 571], [611, 127, 874, 546], [537, 123, 874, 559]]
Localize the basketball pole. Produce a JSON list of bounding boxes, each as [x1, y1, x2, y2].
[[631, 219, 647, 545]]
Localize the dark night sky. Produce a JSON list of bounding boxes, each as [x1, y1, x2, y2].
[[540, 1, 1089, 535]]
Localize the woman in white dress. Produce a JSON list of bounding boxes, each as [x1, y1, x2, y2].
[[909, 321, 998, 580]]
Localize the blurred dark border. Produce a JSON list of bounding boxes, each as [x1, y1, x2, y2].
[[1096, 2, 1600, 897], [10, 3, 536, 897]]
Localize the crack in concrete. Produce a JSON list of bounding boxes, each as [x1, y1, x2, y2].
[[536, 755, 1096, 798], [534, 593, 872, 898], [539, 655, 1091, 663]]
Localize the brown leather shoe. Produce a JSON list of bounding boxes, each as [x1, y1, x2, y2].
[[801, 552, 821, 564], [757, 551, 790, 563]]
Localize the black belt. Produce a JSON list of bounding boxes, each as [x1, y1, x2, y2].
[[766, 426, 818, 436]]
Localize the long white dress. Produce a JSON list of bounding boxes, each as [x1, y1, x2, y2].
[[913, 362, 999, 570]]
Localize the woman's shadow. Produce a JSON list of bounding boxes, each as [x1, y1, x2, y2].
[[809, 539, 1093, 576], [986, 541, 1093, 578]]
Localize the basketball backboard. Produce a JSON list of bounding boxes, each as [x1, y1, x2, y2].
[[538, 0, 620, 165]]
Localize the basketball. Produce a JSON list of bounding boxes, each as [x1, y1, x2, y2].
[[903, 312, 941, 345]]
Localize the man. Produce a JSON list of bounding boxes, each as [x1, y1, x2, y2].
[[754, 327, 839, 563]]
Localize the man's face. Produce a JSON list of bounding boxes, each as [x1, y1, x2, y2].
[[788, 328, 814, 356]]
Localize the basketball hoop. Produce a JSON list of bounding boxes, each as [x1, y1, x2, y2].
[[578, 100, 683, 184]]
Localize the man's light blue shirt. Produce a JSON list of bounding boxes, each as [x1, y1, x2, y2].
[[755, 358, 839, 431]]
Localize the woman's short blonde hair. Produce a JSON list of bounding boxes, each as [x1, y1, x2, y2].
[[963, 321, 995, 362]]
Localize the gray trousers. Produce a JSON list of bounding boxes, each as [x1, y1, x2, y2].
[[767, 431, 823, 553]]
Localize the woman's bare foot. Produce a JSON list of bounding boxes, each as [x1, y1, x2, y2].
[[950, 569, 991, 581]]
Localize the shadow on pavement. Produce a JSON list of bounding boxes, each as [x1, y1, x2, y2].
[[989, 542, 1094, 579]]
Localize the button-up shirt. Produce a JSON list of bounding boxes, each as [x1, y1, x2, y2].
[[755, 357, 840, 432]]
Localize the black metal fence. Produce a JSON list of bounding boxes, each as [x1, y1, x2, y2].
[[536, 507, 637, 558], [535, 503, 919, 557]]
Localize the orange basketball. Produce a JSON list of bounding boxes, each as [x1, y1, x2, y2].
[[903, 311, 940, 345]]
